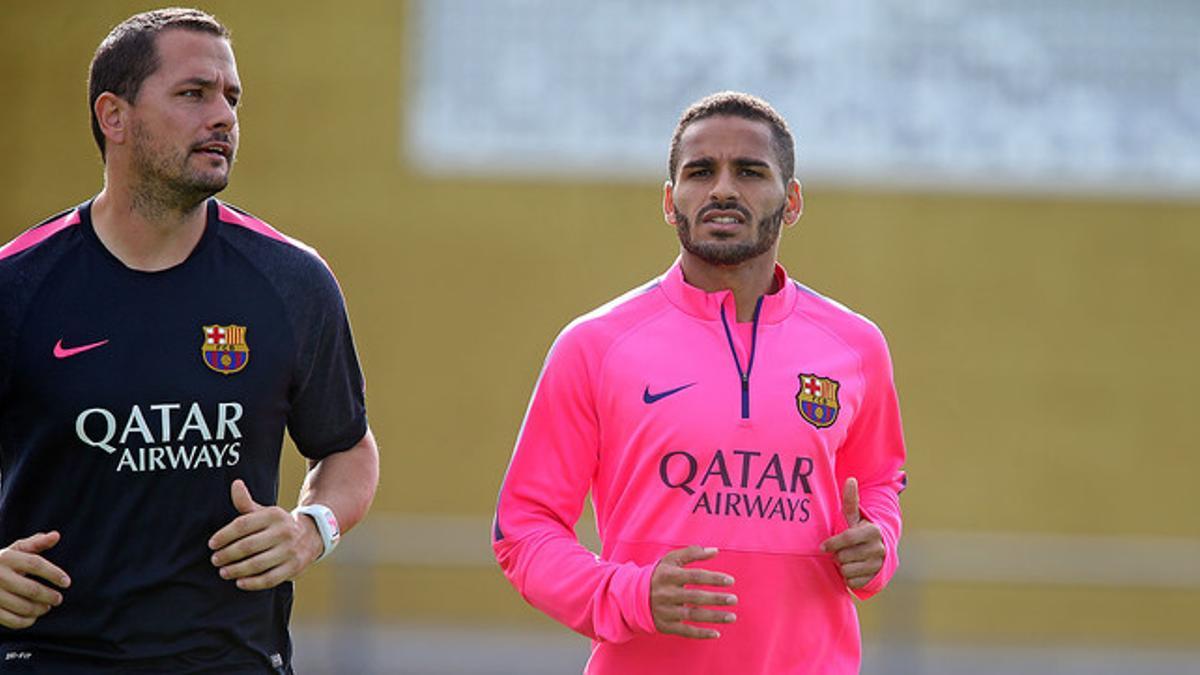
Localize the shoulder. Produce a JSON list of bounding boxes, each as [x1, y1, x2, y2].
[[0, 206, 87, 392], [0, 206, 84, 271], [552, 276, 668, 358], [0, 206, 85, 315], [212, 201, 343, 300], [791, 281, 893, 364]]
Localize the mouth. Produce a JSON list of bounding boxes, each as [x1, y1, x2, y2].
[[192, 141, 232, 161], [699, 207, 749, 231]]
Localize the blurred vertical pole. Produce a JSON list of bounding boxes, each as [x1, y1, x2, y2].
[[872, 551, 923, 675], [332, 537, 377, 673]]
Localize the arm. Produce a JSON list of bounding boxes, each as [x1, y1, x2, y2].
[[208, 429, 379, 589], [822, 329, 907, 598], [211, 258, 374, 588], [493, 328, 658, 643], [298, 428, 379, 536]]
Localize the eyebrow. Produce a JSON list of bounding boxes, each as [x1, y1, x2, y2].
[[681, 157, 773, 171], [733, 157, 771, 170], [177, 76, 242, 97]]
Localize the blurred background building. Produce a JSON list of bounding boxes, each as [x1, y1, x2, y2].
[[3, 1, 1198, 673]]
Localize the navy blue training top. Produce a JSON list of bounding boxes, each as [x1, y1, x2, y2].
[[0, 199, 368, 672]]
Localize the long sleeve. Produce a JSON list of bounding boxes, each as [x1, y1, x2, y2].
[[492, 326, 657, 643], [836, 327, 907, 599]]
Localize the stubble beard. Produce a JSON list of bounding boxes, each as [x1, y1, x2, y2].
[[675, 202, 786, 266], [129, 119, 232, 218]]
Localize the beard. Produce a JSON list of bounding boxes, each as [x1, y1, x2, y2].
[[129, 119, 232, 215], [675, 201, 786, 266]]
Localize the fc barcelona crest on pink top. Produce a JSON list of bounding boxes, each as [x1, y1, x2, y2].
[[201, 324, 249, 374], [796, 374, 839, 429]]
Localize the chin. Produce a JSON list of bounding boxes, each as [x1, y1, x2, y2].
[[193, 172, 230, 192]]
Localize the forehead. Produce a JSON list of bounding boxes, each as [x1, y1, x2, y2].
[[677, 115, 778, 167], [149, 29, 239, 85]]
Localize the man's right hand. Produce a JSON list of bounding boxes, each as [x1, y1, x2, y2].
[[650, 545, 737, 639], [0, 531, 71, 629]]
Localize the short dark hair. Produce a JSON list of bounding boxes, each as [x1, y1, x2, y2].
[[668, 91, 796, 186], [88, 8, 230, 159]]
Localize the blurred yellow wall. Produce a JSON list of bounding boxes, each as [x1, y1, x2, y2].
[[3, 0, 1197, 647]]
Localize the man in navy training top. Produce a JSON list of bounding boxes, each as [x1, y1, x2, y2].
[[0, 8, 379, 673]]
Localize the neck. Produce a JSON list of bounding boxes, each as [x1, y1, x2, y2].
[[91, 176, 209, 272], [679, 250, 779, 322]]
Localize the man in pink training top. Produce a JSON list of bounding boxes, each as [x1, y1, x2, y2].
[[493, 91, 907, 674]]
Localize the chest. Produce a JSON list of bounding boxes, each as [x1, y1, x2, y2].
[[595, 319, 862, 461], [8, 251, 294, 451]]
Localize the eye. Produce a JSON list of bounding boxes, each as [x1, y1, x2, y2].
[[225, 94, 240, 107], [739, 168, 764, 178], [686, 168, 711, 178], [180, 89, 202, 98]]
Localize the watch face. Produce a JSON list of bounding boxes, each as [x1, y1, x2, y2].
[[322, 510, 340, 539], [298, 505, 339, 559]]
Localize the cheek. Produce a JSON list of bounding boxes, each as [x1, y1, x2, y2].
[[751, 190, 786, 213], [671, 189, 700, 213]]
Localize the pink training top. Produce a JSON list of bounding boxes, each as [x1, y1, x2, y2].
[[493, 260, 907, 674]]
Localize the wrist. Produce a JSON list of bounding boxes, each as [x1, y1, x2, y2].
[[293, 504, 340, 562]]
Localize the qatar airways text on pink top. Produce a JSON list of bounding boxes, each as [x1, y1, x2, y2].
[[494, 261, 907, 674]]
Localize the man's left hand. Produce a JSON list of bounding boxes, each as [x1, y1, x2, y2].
[[208, 480, 321, 591], [820, 477, 885, 590]]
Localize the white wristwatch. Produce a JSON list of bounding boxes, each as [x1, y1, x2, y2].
[[294, 504, 340, 562]]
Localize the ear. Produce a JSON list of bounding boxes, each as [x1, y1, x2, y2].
[[94, 92, 131, 149], [663, 180, 677, 226], [783, 178, 803, 227]]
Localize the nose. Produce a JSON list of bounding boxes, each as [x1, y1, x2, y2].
[[709, 167, 739, 203], [208, 95, 237, 131]]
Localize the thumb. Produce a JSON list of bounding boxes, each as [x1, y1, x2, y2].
[[230, 479, 260, 515], [12, 530, 60, 554], [841, 477, 860, 526]]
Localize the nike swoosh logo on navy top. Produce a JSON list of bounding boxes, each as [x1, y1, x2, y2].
[[643, 383, 696, 404], [53, 338, 110, 359]]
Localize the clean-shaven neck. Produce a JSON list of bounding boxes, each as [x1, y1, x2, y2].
[[90, 183, 209, 272], [679, 249, 780, 322]]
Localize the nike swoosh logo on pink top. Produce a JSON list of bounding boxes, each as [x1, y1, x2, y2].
[[53, 339, 110, 359]]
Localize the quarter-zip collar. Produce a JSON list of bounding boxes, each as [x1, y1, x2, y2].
[[659, 257, 796, 324]]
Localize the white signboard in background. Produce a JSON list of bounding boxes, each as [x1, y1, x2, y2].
[[408, 0, 1200, 198]]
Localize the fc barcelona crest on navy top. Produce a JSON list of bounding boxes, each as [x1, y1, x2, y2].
[[796, 373, 840, 429], [202, 324, 249, 374]]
